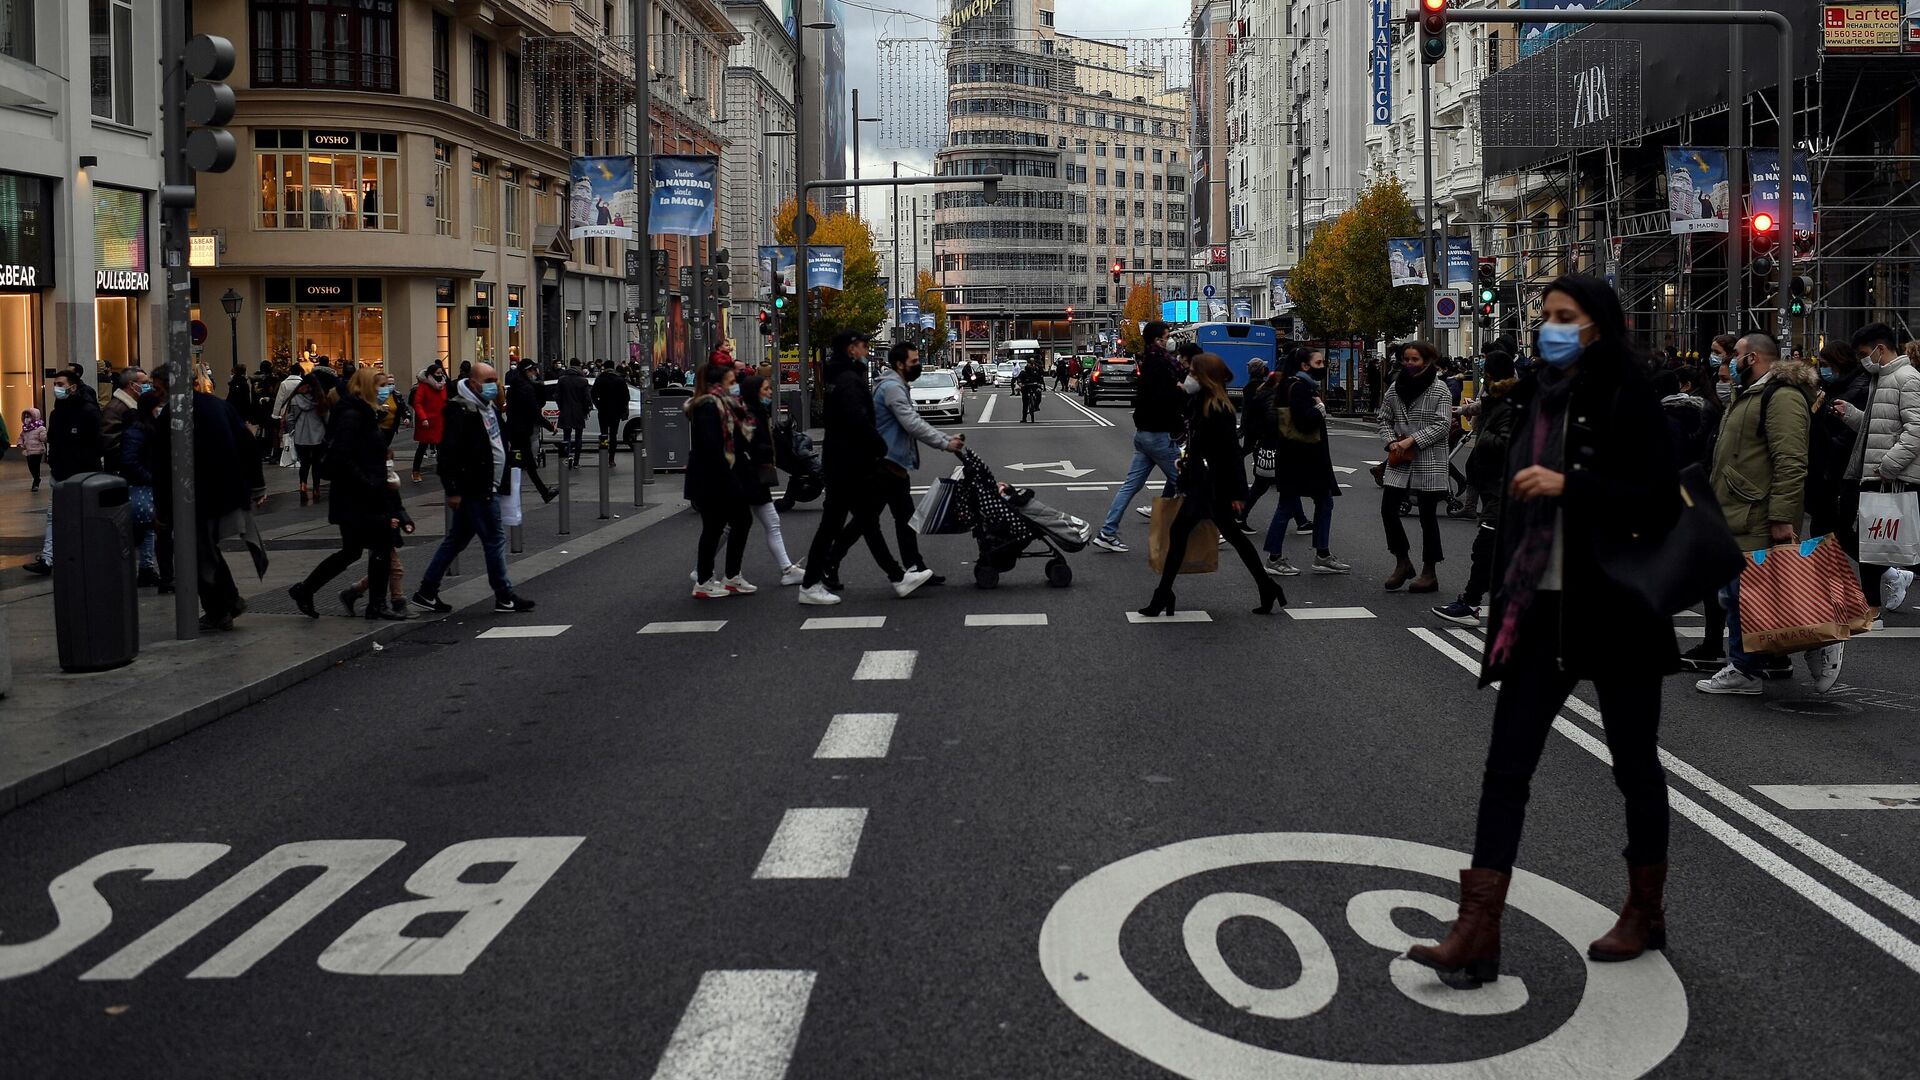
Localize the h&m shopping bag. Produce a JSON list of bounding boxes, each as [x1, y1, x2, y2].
[[1857, 488, 1920, 568], [910, 467, 969, 535], [1737, 535, 1873, 654], [1146, 496, 1219, 575]]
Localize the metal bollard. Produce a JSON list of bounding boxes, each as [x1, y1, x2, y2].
[[509, 522, 524, 554], [558, 455, 572, 535], [633, 430, 645, 508], [599, 442, 612, 520]]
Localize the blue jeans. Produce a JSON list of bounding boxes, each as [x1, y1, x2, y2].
[[420, 494, 514, 600], [1265, 494, 1333, 556], [1101, 431, 1181, 540], [1721, 578, 1761, 677]]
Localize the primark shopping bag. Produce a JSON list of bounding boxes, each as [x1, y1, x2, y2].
[[910, 467, 969, 535], [1737, 535, 1873, 654], [1146, 496, 1219, 575], [1856, 488, 1920, 568]]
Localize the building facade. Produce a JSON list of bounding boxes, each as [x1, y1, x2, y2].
[[1229, 0, 1294, 324], [1, 0, 167, 422], [1286, 0, 1369, 244], [721, 0, 795, 366], [938, 0, 1189, 365]]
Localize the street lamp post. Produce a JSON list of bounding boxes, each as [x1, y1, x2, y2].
[[220, 288, 242, 379], [850, 90, 880, 220]]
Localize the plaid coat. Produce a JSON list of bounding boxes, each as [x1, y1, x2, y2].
[[1377, 376, 1454, 492]]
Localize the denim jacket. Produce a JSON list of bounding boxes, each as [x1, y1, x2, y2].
[[873, 367, 951, 472]]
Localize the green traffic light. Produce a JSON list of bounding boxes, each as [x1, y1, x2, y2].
[[1478, 287, 1496, 304], [773, 296, 786, 310]]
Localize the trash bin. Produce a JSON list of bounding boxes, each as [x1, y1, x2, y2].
[[645, 387, 694, 471], [52, 471, 138, 673]]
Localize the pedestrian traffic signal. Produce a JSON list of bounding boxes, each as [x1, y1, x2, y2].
[[1419, 0, 1449, 65], [184, 35, 238, 173], [1789, 275, 1814, 317]]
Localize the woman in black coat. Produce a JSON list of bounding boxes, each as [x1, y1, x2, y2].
[[1234, 359, 1276, 531], [740, 373, 805, 585], [287, 367, 409, 620], [1138, 353, 1285, 617], [685, 361, 756, 597], [1408, 275, 1681, 988], [1260, 348, 1349, 577]]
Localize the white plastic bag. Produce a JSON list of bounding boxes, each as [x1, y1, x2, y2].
[[1858, 488, 1920, 567], [498, 468, 524, 528]]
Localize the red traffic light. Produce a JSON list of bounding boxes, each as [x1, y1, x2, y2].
[[1422, 0, 1447, 9], [1752, 212, 1776, 234]]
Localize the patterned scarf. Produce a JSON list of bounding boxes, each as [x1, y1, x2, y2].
[[691, 392, 754, 467], [1489, 369, 1575, 666]]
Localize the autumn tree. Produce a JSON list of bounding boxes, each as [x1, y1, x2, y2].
[[1337, 178, 1425, 344], [915, 269, 948, 358], [773, 198, 888, 352], [1288, 217, 1347, 338], [1118, 279, 1162, 357]]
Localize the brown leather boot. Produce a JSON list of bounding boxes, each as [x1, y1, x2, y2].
[[1384, 556, 1416, 591], [1406, 868, 1511, 987], [1408, 564, 1441, 593], [1588, 863, 1668, 961]]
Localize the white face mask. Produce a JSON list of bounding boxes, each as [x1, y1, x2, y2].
[[1715, 380, 1733, 404], [1182, 375, 1201, 395]]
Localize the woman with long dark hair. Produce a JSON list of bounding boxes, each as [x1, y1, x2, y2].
[[1408, 275, 1681, 987], [1137, 353, 1286, 617], [1261, 347, 1350, 577], [685, 360, 757, 598], [1377, 340, 1454, 593]]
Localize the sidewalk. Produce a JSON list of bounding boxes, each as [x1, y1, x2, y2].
[[0, 433, 682, 817]]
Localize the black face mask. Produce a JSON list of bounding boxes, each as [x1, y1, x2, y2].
[[1309, 365, 1330, 382], [902, 363, 922, 383]]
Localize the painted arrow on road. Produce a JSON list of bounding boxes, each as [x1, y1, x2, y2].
[[1005, 460, 1096, 479]]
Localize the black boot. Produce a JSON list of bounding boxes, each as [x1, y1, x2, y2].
[[1137, 586, 1177, 618]]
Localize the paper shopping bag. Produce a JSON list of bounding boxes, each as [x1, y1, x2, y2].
[[1857, 489, 1920, 568], [1147, 496, 1219, 575], [1737, 536, 1872, 654]]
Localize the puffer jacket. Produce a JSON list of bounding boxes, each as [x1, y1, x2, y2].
[[1710, 359, 1817, 550], [1841, 352, 1920, 486]]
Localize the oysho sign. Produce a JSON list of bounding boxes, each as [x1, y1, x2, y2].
[[96, 269, 150, 293]]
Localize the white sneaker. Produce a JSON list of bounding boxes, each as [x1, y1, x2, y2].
[[723, 575, 758, 595], [1312, 552, 1353, 574], [1265, 557, 1300, 577], [1695, 664, 1762, 695], [1091, 534, 1128, 553], [780, 564, 807, 586], [1804, 643, 1844, 694], [692, 578, 731, 600], [1883, 568, 1913, 611], [893, 568, 935, 598], [1135, 505, 1152, 519], [798, 582, 841, 606]]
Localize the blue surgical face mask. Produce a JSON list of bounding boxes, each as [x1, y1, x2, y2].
[[136, 382, 152, 395], [479, 382, 499, 402], [727, 383, 741, 398], [1537, 322, 1590, 369], [377, 386, 394, 403], [1817, 365, 1835, 383], [52, 386, 70, 401]]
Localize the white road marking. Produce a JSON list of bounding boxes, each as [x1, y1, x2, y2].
[[648, 969, 817, 1080], [638, 620, 727, 634], [801, 616, 886, 630], [752, 808, 868, 879], [1126, 610, 1212, 624], [853, 649, 917, 680], [814, 714, 898, 759], [1409, 627, 1920, 975], [977, 393, 997, 424], [1055, 391, 1118, 428], [1332, 466, 1357, 474], [1284, 607, 1376, 621], [965, 613, 1049, 627], [1006, 459, 1096, 478], [1067, 485, 1111, 492], [1754, 785, 1920, 810], [476, 624, 571, 639], [1447, 627, 1485, 649]]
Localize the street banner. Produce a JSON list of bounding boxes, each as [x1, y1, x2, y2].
[[648, 154, 718, 237], [806, 246, 846, 290], [759, 245, 795, 294], [899, 299, 921, 326], [1445, 236, 1475, 290], [919, 313, 935, 329], [1666, 147, 1732, 234], [1232, 298, 1252, 321], [1387, 237, 1429, 288], [1747, 150, 1815, 230], [1269, 273, 1293, 314], [1370, 0, 1393, 125], [568, 156, 636, 241]]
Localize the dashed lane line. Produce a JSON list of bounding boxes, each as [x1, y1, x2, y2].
[[475, 625, 571, 639], [964, 613, 1049, 627], [647, 969, 817, 1080], [813, 714, 898, 759], [1125, 611, 1213, 624], [638, 620, 727, 634], [752, 808, 869, 880], [1284, 607, 1376, 621], [852, 650, 918, 680], [800, 616, 887, 631]]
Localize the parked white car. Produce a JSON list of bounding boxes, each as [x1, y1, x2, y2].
[[910, 370, 965, 424]]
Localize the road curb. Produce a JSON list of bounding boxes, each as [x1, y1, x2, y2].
[[0, 499, 686, 820]]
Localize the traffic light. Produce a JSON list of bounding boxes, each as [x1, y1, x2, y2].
[[759, 310, 776, 337], [1419, 0, 1449, 66], [772, 293, 788, 314], [1789, 275, 1814, 317], [1066, 305, 1074, 324], [1751, 212, 1778, 256], [1476, 257, 1496, 303], [1111, 260, 1124, 285], [184, 35, 238, 173], [713, 249, 731, 300]]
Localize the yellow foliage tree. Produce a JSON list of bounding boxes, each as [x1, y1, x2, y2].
[[1119, 279, 1162, 357], [772, 198, 888, 350], [915, 269, 948, 357]]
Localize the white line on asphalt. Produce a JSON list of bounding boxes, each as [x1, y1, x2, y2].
[[801, 616, 887, 631], [1754, 785, 1920, 810], [1284, 607, 1376, 621], [1447, 628, 1484, 649], [853, 650, 918, 680], [1409, 627, 1920, 974], [1056, 390, 1117, 428], [1067, 485, 1111, 492], [1333, 466, 1358, 474], [965, 613, 1049, 627], [638, 621, 728, 634], [475, 625, 571, 639], [977, 393, 997, 424], [648, 969, 817, 1080], [814, 714, 898, 759], [1126, 611, 1213, 624], [752, 808, 869, 879]]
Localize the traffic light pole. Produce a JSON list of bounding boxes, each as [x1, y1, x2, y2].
[[631, 0, 654, 492], [1727, 23, 1745, 332], [1445, 6, 1796, 337], [160, 0, 199, 641], [1421, 57, 1438, 343]]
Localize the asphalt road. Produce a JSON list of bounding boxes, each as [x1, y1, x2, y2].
[[4, 384, 1920, 1079]]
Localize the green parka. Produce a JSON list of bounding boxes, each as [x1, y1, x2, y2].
[[1710, 360, 1818, 551]]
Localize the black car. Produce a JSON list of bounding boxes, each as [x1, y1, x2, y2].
[[1081, 358, 1137, 407]]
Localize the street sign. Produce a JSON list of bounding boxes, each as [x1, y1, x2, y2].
[[1433, 289, 1461, 329], [1209, 246, 1228, 266], [1202, 284, 1216, 299], [190, 320, 208, 346]]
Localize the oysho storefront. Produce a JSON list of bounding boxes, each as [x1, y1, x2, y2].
[[261, 276, 387, 370]]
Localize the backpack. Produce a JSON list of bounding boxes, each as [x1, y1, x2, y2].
[[1752, 379, 1816, 449]]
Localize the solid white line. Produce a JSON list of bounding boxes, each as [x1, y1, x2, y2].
[[1753, 785, 1920, 811], [1067, 485, 1111, 492], [965, 613, 1049, 627], [638, 620, 727, 634], [800, 616, 886, 631], [648, 969, 817, 1080], [1056, 390, 1117, 428], [1332, 466, 1357, 474], [977, 393, 997, 424], [752, 808, 868, 879], [1284, 607, 1376, 621], [475, 624, 571, 639], [814, 714, 898, 759], [1126, 610, 1213, 624], [853, 649, 918, 680]]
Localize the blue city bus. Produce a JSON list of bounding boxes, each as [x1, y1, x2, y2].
[[1169, 322, 1278, 396]]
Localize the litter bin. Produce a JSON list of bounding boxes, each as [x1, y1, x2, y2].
[[52, 471, 138, 673], [645, 387, 694, 471]]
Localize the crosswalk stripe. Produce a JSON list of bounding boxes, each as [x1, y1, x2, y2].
[[1753, 785, 1920, 811], [814, 714, 898, 759], [638, 620, 727, 634], [1285, 607, 1376, 621], [475, 624, 571, 639], [1447, 628, 1484, 650], [753, 808, 868, 879], [1067, 485, 1110, 492], [648, 969, 817, 1080], [801, 616, 886, 630], [853, 649, 917, 680], [965, 613, 1049, 627], [1126, 610, 1212, 624]]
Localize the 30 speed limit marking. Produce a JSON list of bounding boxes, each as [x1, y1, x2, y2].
[[1038, 832, 1687, 1079]]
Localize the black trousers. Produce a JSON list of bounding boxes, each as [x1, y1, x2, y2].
[[802, 480, 902, 588], [1382, 486, 1444, 565], [1472, 659, 1670, 874], [1462, 521, 1498, 604], [876, 468, 926, 571], [694, 499, 752, 581], [562, 425, 585, 462], [301, 521, 393, 599], [196, 516, 240, 619], [509, 437, 553, 499], [1155, 500, 1273, 597]]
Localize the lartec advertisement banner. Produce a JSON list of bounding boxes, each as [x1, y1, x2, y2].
[[568, 156, 635, 241], [649, 155, 718, 237]]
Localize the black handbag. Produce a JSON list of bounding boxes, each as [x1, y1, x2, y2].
[[1594, 463, 1745, 616]]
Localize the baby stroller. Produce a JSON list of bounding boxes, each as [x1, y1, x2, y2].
[[954, 450, 1090, 589], [772, 417, 825, 512]]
